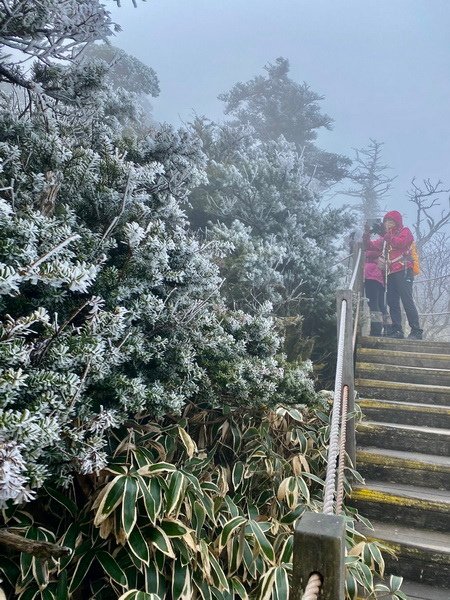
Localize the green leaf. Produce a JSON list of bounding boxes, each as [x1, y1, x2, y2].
[[230, 577, 248, 599], [193, 500, 206, 538], [96, 550, 127, 586], [232, 462, 245, 491], [128, 526, 150, 565], [122, 476, 139, 538], [44, 486, 77, 518], [389, 575, 403, 592], [208, 551, 229, 592], [296, 476, 310, 504], [69, 552, 95, 594], [118, 592, 161, 600], [258, 566, 277, 600], [147, 526, 175, 558], [273, 566, 289, 600], [32, 557, 48, 588], [55, 570, 68, 600], [137, 462, 176, 477], [280, 505, 304, 524], [94, 475, 127, 525], [248, 520, 275, 565], [279, 534, 293, 564], [172, 562, 191, 600], [346, 572, 358, 600], [160, 518, 190, 537], [218, 516, 247, 553], [165, 471, 185, 516], [0, 555, 20, 586]]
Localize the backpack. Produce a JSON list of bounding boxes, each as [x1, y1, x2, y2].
[[410, 242, 420, 276]]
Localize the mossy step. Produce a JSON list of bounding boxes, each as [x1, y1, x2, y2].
[[358, 398, 450, 428], [357, 421, 450, 455], [356, 446, 450, 490], [355, 378, 450, 405], [399, 580, 450, 599], [360, 336, 450, 355], [358, 520, 450, 588], [356, 362, 450, 386], [357, 347, 450, 369], [351, 481, 450, 532]]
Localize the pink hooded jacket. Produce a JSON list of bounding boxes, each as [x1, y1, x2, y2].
[[363, 211, 414, 275], [364, 249, 385, 286]]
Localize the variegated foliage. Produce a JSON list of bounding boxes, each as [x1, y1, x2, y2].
[[0, 400, 394, 600]]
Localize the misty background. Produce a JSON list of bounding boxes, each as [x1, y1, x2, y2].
[[109, 0, 450, 223]]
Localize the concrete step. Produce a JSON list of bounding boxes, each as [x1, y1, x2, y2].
[[360, 336, 450, 355], [356, 378, 450, 405], [357, 347, 450, 369], [356, 447, 450, 490], [400, 580, 450, 599], [351, 481, 450, 533], [356, 362, 450, 386], [358, 398, 450, 429], [357, 421, 450, 455], [358, 520, 450, 588]]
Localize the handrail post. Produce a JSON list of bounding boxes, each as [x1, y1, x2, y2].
[[336, 289, 356, 467], [291, 512, 346, 600]]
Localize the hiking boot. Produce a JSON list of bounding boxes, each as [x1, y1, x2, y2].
[[408, 328, 423, 340], [385, 328, 404, 339], [370, 321, 383, 336]]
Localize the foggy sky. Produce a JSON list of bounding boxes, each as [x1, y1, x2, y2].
[[109, 0, 450, 224]]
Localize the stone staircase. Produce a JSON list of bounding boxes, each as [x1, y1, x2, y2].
[[351, 336, 450, 598]]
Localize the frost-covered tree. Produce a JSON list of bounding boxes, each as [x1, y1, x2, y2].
[[0, 0, 315, 508], [218, 57, 351, 186], [189, 117, 353, 359]]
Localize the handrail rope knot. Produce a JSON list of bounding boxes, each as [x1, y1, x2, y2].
[[301, 573, 322, 600]]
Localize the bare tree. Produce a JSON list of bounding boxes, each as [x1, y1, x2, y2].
[[343, 139, 396, 225], [408, 179, 450, 340]]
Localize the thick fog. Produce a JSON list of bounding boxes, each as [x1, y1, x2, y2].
[[109, 0, 450, 222]]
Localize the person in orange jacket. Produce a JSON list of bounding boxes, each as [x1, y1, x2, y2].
[[363, 211, 422, 339]]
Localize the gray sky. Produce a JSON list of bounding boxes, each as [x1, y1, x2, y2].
[[109, 0, 450, 224]]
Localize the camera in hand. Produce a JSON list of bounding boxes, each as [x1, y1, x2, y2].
[[370, 220, 383, 235]]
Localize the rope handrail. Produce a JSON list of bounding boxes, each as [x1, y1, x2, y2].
[[349, 247, 362, 291], [322, 299, 347, 515], [299, 244, 363, 600]]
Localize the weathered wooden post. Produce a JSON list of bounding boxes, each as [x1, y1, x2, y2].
[[291, 512, 346, 600]]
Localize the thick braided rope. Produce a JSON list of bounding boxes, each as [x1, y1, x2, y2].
[[322, 300, 347, 515], [301, 573, 322, 600], [336, 385, 349, 515]]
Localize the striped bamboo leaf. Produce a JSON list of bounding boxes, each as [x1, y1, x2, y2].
[[94, 475, 127, 526], [68, 551, 95, 594], [160, 518, 191, 538], [128, 526, 150, 565], [178, 427, 197, 458], [248, 521, 275, 565], [165, 471, 185, 516], [122, 476, 139, 538], [147, 526, 175, 559], [217, 515, 247, 553], [96, 550, 127, 586], [137, 462, 176, 477]]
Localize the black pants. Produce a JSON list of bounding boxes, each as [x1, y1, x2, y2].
[[386, 269, 420, 332], [364, 280, 387, 314]]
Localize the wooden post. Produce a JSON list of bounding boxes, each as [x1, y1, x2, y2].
[[291, 512, 346, 600]]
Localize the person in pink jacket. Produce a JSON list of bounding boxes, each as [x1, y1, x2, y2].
[[364, 243, 389, 336], [364, 211, 422, 339]]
